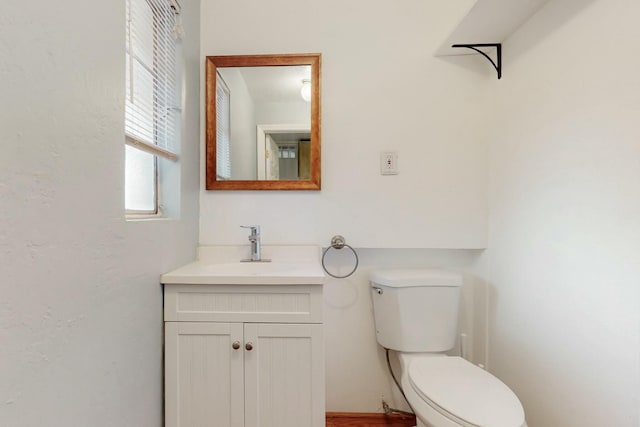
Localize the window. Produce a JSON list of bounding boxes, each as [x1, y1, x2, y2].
[[216, 73, 231, 180], [125, 0, 182, 214], [278, 145, 297, 159]]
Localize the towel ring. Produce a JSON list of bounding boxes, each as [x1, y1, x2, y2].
[[322, 235, 359, 279]]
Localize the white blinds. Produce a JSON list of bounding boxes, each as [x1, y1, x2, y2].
[[216, 74, 231, 179], [125, 0, 180, 160]]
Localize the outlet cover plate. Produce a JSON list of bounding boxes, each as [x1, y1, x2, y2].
[[380, 151, 399, 175]]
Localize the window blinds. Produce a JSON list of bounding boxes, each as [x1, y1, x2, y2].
[[125, 0, 180, 160], [216, 74, 231, 179]]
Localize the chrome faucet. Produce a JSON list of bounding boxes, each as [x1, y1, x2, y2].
[[240, 225, 270, 262]]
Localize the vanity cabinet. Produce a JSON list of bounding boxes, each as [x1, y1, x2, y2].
[[163, 283, 324, 427]]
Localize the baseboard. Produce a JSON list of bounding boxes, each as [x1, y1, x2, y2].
[[326, 412, 416, 427]]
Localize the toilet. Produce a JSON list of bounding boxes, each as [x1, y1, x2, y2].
[[370, 269, 527, 427]]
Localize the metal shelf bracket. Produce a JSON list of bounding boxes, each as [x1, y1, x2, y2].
[[451, 43, 502, 79]]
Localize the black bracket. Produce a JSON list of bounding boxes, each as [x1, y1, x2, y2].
[[451, 43, 502, 79]]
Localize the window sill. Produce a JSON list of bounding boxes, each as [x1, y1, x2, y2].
[[126, 213, 174, 222]]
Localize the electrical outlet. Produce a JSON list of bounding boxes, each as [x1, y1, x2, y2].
[[380, 151, 398, 175]]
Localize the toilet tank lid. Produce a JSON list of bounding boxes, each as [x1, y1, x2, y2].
[[370, 269, 462, 287]]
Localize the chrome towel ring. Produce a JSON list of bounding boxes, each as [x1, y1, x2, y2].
[[321, 235, 359, 279]]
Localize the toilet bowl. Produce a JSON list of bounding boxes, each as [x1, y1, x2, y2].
[[398, 353, 526, 427], [370, 269, 527, 427]]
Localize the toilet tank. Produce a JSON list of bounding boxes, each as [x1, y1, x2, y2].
[[370, 269, 462, 352]]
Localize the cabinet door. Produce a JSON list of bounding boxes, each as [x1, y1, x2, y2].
[[165, 322, 244, 427], [244, 323, 324, 427]]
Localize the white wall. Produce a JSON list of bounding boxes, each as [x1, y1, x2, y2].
[[5, 0, 637, 425], [322, 248, 488, 412], [198, 0, 494, 413], [485, 0, 640, 426], [254, 99, 310, 125], [199, 0, 640, 424], [219, 68, 258, 179], [200, 0, 490, 249], [0, 1, 200, 426]]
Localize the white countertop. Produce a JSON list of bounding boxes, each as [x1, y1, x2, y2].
[[161, 245, 325, 285]]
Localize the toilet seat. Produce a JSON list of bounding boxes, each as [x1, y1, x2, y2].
[[408, 357, 525, 427]]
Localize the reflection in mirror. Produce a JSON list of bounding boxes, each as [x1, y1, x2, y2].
[[257, 124, 311, 180], [217, 66, 310, 181], [206, 54, 321, 190]]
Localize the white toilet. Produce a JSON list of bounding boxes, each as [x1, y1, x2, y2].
[[370, 269, 527, 427]]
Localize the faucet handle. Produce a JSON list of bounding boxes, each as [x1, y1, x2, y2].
[[240, 225, 260, 235]]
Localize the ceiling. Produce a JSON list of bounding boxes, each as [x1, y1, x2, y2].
[[237, 65, 311, 103]]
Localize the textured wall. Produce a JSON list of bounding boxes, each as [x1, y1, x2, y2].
[[0, 1, 200, 425], [322, 248, 487, 412], [5, 0, 638, 425], [485, 0, 640, 425], [199, 0, 490, 249], [197, 0, 493, 412]]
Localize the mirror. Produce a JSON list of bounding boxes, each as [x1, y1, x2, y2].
[[206, 54, 321, 190]]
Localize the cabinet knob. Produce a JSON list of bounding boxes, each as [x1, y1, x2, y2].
[[245, 342, 254, 351], [232, 341, 241, 350]]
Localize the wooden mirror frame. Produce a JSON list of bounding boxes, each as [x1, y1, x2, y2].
[[205, 53, 321, 190]]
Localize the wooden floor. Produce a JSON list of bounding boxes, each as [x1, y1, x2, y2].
[[326, 412, 416, 427]]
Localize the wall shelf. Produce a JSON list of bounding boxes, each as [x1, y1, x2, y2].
[[436, 0, 550, 78], [452, 43, 502, 79]]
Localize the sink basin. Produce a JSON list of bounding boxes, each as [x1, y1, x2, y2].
[[161, 245, 325, 285], [161, 258, 324, 285], [199, 262, 319, 276]]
